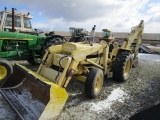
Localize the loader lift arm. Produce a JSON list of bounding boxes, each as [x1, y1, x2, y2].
[[0, 21, 144, 120]]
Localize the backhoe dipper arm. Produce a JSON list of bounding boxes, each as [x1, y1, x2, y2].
[[121, 20, 144, 50]]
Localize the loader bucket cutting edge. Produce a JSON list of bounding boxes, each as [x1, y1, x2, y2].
[[1, 64, 68, 120]]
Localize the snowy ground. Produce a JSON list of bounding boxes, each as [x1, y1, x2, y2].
[[0, 53, 160, 120], [59, 53, 160, 120]]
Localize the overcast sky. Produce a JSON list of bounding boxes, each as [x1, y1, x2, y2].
[[0, 0, 160, 33]]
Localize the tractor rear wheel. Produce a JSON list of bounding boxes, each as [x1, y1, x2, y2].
[[42, 35, 66, 56], [112, 52, 132, 82], [0, 58, 13, 86], [85, 68, 104, 98]]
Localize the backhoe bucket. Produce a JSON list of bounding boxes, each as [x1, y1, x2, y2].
[[0, 64, 68, 120]]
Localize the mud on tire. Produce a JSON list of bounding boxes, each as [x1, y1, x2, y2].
[[112, 52, 132, 82]]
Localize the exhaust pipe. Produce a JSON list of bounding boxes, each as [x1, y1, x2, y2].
[[90, 25, 96, 46], [12, 8, 15, 32]]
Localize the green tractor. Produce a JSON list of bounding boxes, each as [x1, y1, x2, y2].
[[69, 27, 89, 42], [0, 8, 66, 85]]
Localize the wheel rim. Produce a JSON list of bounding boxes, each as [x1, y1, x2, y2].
[[95, 76, 103, 94], [0, 65, 7, 80], [124, 59, 131, 76]]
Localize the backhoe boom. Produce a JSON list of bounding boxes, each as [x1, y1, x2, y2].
[[121, 20, 144, 50]]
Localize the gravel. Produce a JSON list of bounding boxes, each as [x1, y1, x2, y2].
[[0, 53, 160, 120], [58, 53, 160, 120]]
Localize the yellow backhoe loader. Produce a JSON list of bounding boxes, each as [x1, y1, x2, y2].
[[0, 20, 144, 120]]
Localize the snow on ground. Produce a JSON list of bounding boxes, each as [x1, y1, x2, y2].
[[89, 88, 129, 112], [0, 92, 18, 120], [15, 88, 45, 118], [138, 53, 160, 62], [58, 53, 160, 120], [0, 53, 160, 120]]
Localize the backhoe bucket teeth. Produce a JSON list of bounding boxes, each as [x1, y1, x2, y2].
[[1, 64, 68, 120]]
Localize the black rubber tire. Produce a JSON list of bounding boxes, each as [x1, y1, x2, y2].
[[85, 68, 104, 98], [42, 35, 66, 56], [45, 35, 66, 49], [0, 58, 13, 86], [112, 52, 132, 82]]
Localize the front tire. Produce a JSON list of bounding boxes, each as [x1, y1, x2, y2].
[[85, 68, 104, 98], [0, 58, 13, 86], [112, 52, 132, 82]]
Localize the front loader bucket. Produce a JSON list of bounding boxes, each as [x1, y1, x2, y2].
[[0, 64, 68, 120]]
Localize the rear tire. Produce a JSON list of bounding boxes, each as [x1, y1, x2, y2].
[[112, 52, 132, 82], [42, 35, 66, 56], [0, 58, 13, 86], [85, 68, 104, 98]]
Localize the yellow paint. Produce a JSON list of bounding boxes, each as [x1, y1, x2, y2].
[[95, 75, 103, 95], [86, 59, 103, 69], [111, 42, 119, 58], [121, 20, 144, 50], [57, 56, 72, 86], [16, 64, 68, 120], [124, 57, 131, 76], [18, 64, 60, 87], [15, 20, 144, 119], [39, 85, 68, 120], [0, 65, 7, 80]]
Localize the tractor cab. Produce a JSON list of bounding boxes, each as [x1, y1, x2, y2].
[[100, 29, 114, 44], [102, 29, 113, 38], [0, 8, 33, 33]]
